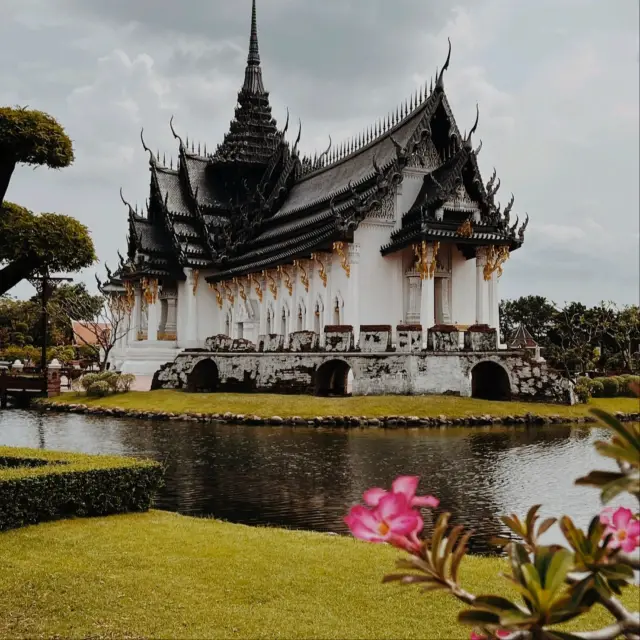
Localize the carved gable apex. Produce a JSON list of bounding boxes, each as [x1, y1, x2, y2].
[[407, 136, 440, 171], [444, 181, 478, 213]]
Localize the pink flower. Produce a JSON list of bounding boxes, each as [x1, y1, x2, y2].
[[363, 475, 440, 510], [344, 492, 423, 553], [601, 507, 640, 553]]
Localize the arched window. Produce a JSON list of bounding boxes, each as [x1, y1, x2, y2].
[[333, 297, 341, 325], [314, 302, 321, 334], [266, 306, 274, 334], [281, 307, 288, 337], [225, 312, 231, 337], [297, 305, 304, 331]]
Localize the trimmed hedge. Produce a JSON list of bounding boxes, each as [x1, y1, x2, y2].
[[0, 446, 163, 532]]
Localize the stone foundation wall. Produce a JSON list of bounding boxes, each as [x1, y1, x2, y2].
[[152, 326, 575, 404]]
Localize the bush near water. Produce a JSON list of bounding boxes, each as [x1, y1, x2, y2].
[[575, 375, 640, 402], [76, 371, 136, 397], [0, 446, 163, 531]]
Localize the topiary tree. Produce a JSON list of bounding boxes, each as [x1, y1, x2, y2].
[[0, 107, 95, 295], [0, 106, 74, 204], [345, 384, 640, 640]]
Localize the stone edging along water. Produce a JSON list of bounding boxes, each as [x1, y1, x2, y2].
[[33, 399, 640, 428]]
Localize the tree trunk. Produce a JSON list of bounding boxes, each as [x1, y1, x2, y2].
[[0, 253, 41, 296], [0, 160, 16, 205]]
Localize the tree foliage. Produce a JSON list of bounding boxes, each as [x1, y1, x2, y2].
[[0, 106, 74, 203]]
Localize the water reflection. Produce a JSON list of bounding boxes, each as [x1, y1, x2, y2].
[[0, 410, 630, 554]]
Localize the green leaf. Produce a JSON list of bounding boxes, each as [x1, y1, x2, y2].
[[595, 442, 640, 467], [440, 524, 464, 576], [457, 610, 501, 626], [576, 470, 627, 488], [545, 549, 573, 597], [537, 517, 557, 538], [598, 563, 635, 581], [451, 530, 472, 583], [525, 504, 541, 535], [474, 595, 525, 614]]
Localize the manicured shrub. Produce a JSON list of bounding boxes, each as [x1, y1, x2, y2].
[[599, 377, 620, 398], [616, 375, 640, 397], [86, 380, 111, 397], [79, 373, 100, 391], [574, 378, 591, 403], [0, 446, 163, 531], [116, 373, 136, 393], [589, 379, 605, 398]]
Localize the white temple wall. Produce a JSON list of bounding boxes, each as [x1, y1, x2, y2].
[[196, 272, 219, 343], [354, 224, 404, 328], [176, 279, 190, 348], [451, 246, 476, 327]]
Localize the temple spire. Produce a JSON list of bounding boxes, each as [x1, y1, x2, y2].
[[242, 0, 265, 94]]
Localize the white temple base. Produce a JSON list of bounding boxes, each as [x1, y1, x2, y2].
[[109, 342, 181, 377]]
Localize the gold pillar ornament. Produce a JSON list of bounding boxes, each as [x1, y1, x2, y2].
[[208, 282, 223, 309], [249, 273, 263, 303], [483, 245, 510, 280], [429, 241, 440, 279], [223, 281, 234, 305], [277, 265, 293, 296], [233, 277, 247, 302], [413, 242, 429, 280], [333, 241, 351, 278], [310, 253, 327, 288], [192, 270, 200, 296], [293, 260, 310, 292], [262, 270, 278, 300], [141, 277, 159, 304]]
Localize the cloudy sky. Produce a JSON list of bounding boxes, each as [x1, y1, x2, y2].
[[2, 0, 638, 305]]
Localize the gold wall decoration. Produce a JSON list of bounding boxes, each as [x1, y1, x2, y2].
[[233, 277, 247, 302], [277, 265, 293, 296], [141, 277, 159, 304], [124, 281, 135, 311], [293, 260, 309, 292], [310, 253, 327, 288], [262, 270, 278, 300], [158, 332, 177, 342], [333, 241, 351, 278], [249, 273, 263, 303], [457, 218, 473, 238], [483, 245, 510, 280], [223, 281, 235, 305], [192, 270, 200, 296], [208, 282, 223, 309], [412, 241, 440, 280]]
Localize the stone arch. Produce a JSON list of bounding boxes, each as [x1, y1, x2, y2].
[[471, 360, 512, 401], [188, 358, 219, 393], [315, 358, 352, 397]]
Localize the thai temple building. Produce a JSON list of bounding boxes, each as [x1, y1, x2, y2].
[[106, 0, 538, 395]]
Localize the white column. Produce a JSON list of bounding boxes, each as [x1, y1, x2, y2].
[[475, 247, 489, 325], [324, 259, 333, 327], [419, 244, 436, 345], [488, 270, 501, 347], [184, 269, 199, 348], [305, 263, 316, 332], [132, 286, 142, 341], [347, 243, 361, 341], [147, 296, 159, 342]]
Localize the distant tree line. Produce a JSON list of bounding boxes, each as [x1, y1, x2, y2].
[[500, 295, 640, 376]]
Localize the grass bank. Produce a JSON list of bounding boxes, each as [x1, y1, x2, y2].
[[1, 511, 637, 639], [47, 390, 638, 420]]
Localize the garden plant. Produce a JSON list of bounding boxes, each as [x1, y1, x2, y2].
[[345, 384, 640, 640]]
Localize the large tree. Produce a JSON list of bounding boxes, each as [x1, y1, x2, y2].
[[499, 295, 557, 345], [0, 107, 96, 294]]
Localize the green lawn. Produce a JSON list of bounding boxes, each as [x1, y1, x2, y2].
[[0, 511, 637, 639], [47, 390, 639, 420]]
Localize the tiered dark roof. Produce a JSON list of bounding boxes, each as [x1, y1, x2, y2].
[[118, 1, 529, 283]]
